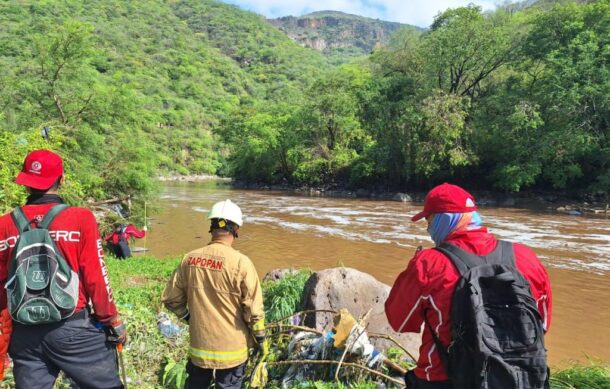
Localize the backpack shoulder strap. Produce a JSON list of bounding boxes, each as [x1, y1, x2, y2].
[[10, 207, 31, 233], [497, 240, 517, 268], [38, 204, 70, 230], [436, 240, 516, 276], [435, 243, 484, 276]]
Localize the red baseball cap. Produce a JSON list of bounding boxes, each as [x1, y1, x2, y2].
[[411, 183, 476, 222], [15, 150, 64, 190]]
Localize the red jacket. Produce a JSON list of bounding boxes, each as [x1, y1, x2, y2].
[[385, 227, 552, 382], [104, 224, 146, 245], [0, 202, 118, 324]]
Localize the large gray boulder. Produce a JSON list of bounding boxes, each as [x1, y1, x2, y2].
[[300, 267, 421, 360]]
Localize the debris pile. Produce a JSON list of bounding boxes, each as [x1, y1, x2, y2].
[[250, 308, 414, 388]]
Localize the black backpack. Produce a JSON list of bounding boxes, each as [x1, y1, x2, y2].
[[431, 240, 549, 389], [114, 225, 131, 258]]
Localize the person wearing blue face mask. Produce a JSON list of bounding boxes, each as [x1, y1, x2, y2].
[[385, 183, 552, 389]]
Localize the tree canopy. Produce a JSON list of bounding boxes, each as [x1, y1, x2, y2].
[[1, 0, 608, 211]]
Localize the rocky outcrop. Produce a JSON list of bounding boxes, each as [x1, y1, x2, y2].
[[392, 193, 413, 202], [269, 11, 419, 61], [300, 267, 421, 359]]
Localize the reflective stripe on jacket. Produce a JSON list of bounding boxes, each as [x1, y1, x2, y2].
[[162, 240, 264, 369]]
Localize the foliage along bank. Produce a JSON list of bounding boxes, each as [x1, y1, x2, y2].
[[223, 1, 609, 198], [0, 0, 330, 214], [1, 1, 608, 215]]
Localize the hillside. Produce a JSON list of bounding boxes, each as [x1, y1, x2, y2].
[[269, 11, 421, 63], [0, 0, 330, 208]]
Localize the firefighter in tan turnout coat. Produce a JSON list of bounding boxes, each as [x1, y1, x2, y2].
[[162, 199, 266, 389]]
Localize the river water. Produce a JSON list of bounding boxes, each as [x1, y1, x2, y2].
[[145, 181, 610, 366]]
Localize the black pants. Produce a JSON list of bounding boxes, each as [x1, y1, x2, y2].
[[405, 370, 454, 389], [108, 240, 131, 259], [185, 360, 246, 389], [9, 310, 123, 389]]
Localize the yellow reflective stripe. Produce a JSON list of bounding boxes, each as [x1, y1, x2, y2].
[[252, 319, 265, 332], [189, 346, 248, 361]]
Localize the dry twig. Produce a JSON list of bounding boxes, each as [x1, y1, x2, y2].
[[368, 333, 417, 362], [267, 309, 338, 327]]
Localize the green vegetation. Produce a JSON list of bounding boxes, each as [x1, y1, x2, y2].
[[550, 361, 610, 388], [263, 270, 311, 322], [1, 0, 608, 211], [223, 1, 609, 200], [0, 0, 329, 214], [112, 258, 610, 389], [0, 255, 604, 388]]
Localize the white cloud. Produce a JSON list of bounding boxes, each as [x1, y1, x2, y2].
[[221, 0, 498, 27]]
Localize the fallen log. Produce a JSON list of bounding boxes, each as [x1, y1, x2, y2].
[[90, 197, 128, 206]]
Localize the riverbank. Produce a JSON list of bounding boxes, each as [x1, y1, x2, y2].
[[1, 256, 602, 388], [153, 175, 609, 215], [231, 180, 609, 216], [157, 174, 232, 182], [116, 257, 610, 388]]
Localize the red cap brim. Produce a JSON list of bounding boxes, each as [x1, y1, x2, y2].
[[411, 211, 427, 222], [15, 172, 58, 190]]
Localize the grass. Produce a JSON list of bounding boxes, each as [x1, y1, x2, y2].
[[106, 255, 185, 388], [550, 361, 610, 389], [0, 256, 608, 388], [263, 269, 311, 323]]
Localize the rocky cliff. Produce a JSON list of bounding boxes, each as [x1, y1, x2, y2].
[[269, 11, 420, 63]]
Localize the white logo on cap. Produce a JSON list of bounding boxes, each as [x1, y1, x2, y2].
[[30, 161, 42, 174], [466, 198, 475, 207]]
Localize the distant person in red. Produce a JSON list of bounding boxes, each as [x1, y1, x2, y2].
[[104, 223, 146, 259]]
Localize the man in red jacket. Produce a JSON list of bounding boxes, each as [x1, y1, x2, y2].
[[0, 150, 127, 388], [385, 183, 552, 388], [105, 223, 147, 259]]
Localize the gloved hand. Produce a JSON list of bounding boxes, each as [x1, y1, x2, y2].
[[142, 225, 148, 232], [0, 309, 12, 381], [106, 317, 128, 345], [255, 335, 269, 359]]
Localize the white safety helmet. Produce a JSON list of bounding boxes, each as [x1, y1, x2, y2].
[[207, 199, 243, 227]]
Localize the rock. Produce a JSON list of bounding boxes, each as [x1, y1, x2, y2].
[[566, 210, 582, 216], [300, 267, 421, 359], [356, 188, 370, 198], [392, 193, 413, 202], [477, 198, 498, 206], [263, 268, 299, 283], [499, 196, 516, 207]]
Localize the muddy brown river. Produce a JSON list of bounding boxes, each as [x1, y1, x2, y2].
[[145, 181, 610, 367]]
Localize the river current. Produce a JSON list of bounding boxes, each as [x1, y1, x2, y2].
[[144, 181, 610, 366]]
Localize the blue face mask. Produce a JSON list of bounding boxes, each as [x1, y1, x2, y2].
[[427, 213, 461, 246], [427, 212, 483, 246]]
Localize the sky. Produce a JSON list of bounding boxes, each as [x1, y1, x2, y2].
[[221, 0, 498, 27]]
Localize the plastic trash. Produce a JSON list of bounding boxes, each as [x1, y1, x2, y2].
[[157, 312, 183, 338]]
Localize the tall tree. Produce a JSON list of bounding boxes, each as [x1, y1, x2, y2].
[[422, 5, 516, 99]]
